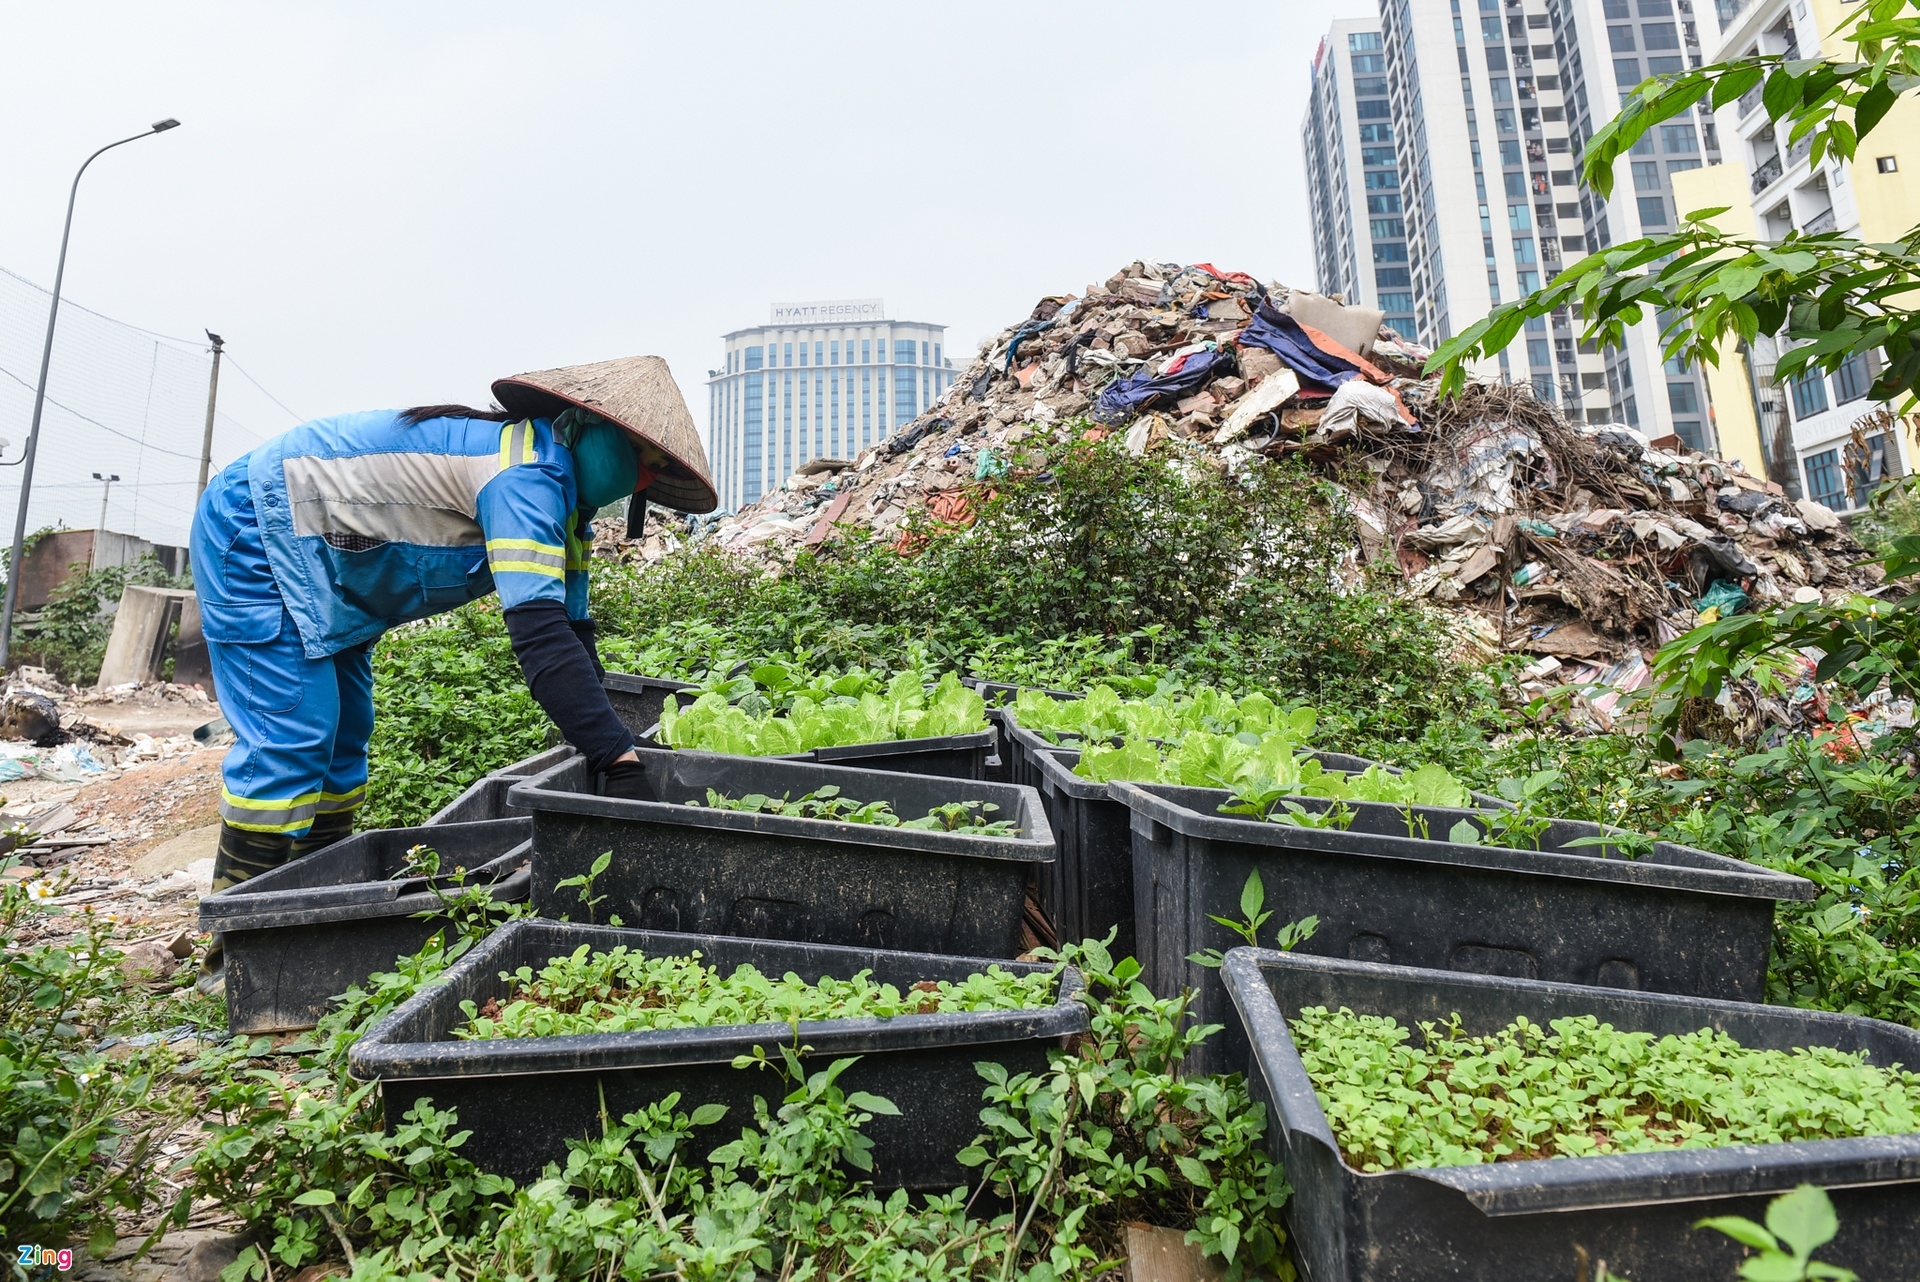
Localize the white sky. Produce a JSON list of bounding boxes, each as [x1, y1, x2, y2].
[[0, 0, 1374, 542]]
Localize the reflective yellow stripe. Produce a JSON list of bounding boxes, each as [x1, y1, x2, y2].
[[490, 560, 565, 578], [222, 816, 313, 834], [485, 537, 565, 557], [498, 420, 535, 470], [220, 787, 323, 832], [317, 786, 366, 813], [222, 787, 323, 811]]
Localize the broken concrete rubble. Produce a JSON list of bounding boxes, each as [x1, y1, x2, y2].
[[607, 260, 1882, 718]]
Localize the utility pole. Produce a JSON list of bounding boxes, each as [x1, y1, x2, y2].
[[0, 118, 181, 672], [91, 472, 119, 538], [196, 331, 223, 500]]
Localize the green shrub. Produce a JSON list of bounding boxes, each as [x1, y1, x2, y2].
[[361, 605, 546, 829]]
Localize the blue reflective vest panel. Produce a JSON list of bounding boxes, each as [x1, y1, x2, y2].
[[238, 410, 592, 658]]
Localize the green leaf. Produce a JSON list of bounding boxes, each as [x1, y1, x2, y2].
[[1696, 1215, 1780, 1252], [1766, 1184, 1840, 1258], [221, 1245, 265, 1282], [689, 1103, 728, 1126], [1448, 819, 1483, 846], [1712, 64, 1765, 110], [291, 1188, 337, 1206], [1762, 66, 1802, 121], [1741, 1257, 1813, 1282], [1239, 869, 1266, 921], [845, 1091, 902, 1116], [1175, 1155, 1216, 1189]]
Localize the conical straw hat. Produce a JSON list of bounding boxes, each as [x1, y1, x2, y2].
[[493, 355, 716, 514]]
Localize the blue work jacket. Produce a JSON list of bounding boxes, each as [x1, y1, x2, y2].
[[206, 410, 593, 658]]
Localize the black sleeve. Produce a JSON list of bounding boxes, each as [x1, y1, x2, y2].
[[568, 618, 606, 682], [503, 601, 634, 772]]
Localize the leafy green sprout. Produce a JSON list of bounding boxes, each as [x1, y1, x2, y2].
[[1696, 1184, 1857, 1282], [552, 850, 619, 926], [1294, 1007, 1920, 1172], [1187, 870, 1320, 970], [688, 786, 1019, 835], [1263, 798, 1356, 831]]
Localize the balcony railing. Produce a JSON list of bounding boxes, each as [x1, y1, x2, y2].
[[1737, 82, 1765, 118], [1787, 134, 1813, 166], [1803, 207, 1836, 234], [1751, 153, 1784, 193]]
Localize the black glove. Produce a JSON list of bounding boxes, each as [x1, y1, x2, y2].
[[601, 758, 655, 801], [504, 601, 635, 772], [569, 618, 606, 683]]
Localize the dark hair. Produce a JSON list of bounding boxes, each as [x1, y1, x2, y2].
[[399, 403, 517, 425]]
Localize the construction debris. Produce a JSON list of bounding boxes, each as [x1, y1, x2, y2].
[[0, 669, 213, 782], [608, 259, 1883, 718]]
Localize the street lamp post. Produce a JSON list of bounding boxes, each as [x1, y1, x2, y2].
[[92, 473, 119, 535], [0, 118, 180, 671]]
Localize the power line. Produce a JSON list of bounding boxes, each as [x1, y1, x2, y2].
[[0, 264, 205, 350], [0, 358, 204, 460], [222, 351, 305, 424]]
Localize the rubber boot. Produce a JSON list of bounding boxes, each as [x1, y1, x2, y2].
[[199, 823, 295, 996], [290, 809, 354, 861]]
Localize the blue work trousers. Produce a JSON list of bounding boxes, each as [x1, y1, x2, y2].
[[192, 464, 373, 835]]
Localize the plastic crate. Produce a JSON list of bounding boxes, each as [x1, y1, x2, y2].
[[510, 753, 1054, 956], [1114, 781, 1814, 1074], [1224, 949, 1920, 1281], [424, 746, 576, 826], [1025, 744, 1506, 960], [602, 671, 698, 742], [348, 918, 1088, 1187], [198, 819, 532, 1033]]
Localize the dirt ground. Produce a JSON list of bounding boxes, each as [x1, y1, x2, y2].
[[8, 747, 227, 951]]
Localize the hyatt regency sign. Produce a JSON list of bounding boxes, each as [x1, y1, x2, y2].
[[769, 299, 885, 325]]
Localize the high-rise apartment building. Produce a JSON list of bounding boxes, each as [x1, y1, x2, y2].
[[1306, 0, 1718, 447], [1302, 18, 1417, 339], [1677, 0, 1918, 512], [1547, 0, 1721, 451], [706, 301, 954, 513]]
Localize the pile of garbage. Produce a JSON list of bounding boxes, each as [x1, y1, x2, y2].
[[618, 259, 1881, 699], [0, 669, 211, 778]]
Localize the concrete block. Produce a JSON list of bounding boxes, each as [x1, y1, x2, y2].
[[97, 586, 193, 687]]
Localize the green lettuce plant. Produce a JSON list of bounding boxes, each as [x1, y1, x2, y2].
[[659, 671, 988, 755]]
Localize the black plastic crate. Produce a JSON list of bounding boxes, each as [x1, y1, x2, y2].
[[804, 729, 997, 781], [1029, 747, 1137, 958], [971, 684, 1081, 790], [348, 918, 1088, 1187], [1114, 781, 1813, 1074], [643, 720, 998, 783], [198, 819, 532, 1034], [603, 671, 698, 742], [425, 747, 576, 826], [1223, 949, 1920, 1282], [1026, 745, 1511, 960], [510, 754, 1054, 956]]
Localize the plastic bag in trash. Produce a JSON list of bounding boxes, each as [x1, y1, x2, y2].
[[38, 743, 106, 782]]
